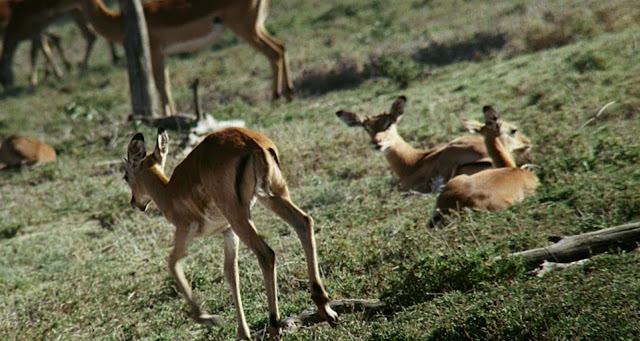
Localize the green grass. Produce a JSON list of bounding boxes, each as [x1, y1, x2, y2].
[[2, 0, 640, 339]]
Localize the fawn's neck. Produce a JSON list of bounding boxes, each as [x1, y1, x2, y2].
[[484, 134, 517, 168]]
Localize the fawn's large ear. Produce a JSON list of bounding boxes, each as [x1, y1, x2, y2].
[[482, 105, 502, 134], [154, 127, 169, 168], [127, 133, 146, 168], [336, 110, 364, 127], [460, 117, 484, 133], [390, 95, 407, 120]]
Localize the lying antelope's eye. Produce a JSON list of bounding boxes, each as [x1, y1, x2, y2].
[[511, 129, 518, 134]]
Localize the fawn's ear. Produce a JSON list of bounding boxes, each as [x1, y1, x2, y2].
[[482, 105, 500, 122], [336, 110, 364, 127], [390, 95, 407, 120], [154, 128, 169, 169], [127, 133, 146, 168], [460, 117, 484, 133], [482, 105, 502, 134]]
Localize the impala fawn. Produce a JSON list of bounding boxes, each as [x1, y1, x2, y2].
[[123, 127, 337, 340], [431, 106, 539, 226], [337, 96, 531, 193]]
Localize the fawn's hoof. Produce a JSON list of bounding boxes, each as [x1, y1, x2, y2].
[[320, 304, 339, 327]]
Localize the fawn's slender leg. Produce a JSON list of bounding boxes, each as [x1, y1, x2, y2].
[[260, 195, 339, 325], [223, 229, 251, 339], [168, 226, 222, 326]]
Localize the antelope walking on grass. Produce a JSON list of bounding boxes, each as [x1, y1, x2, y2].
[[81, 0, 294, 116], [0, 0, 119, 88], [123, 127, 338, 340], [336, 96, 532, 193], [431, 106, 539, 225]]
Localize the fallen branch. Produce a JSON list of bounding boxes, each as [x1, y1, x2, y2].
[[128, 114, 198, 131], [504, 221, 640, 270], [252, 299, 387, 340]]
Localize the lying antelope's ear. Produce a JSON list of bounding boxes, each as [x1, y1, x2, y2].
[[127, 133, 146, 167], [459, 117, 484, 133], [390, 95, 407, 119], [154, 127, 169, 168], [482, 105, 500, 122], [482, 105, 502, 134], [336, 110, 363, 127]]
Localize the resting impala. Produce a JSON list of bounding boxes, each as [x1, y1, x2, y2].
[[123, 127, 337, 340], [0, 0, 119, 88], [80, 0, 294, 116], [431, 106, 539, 225], [336, 96, 532, 193], [0, 136, 56, 169]]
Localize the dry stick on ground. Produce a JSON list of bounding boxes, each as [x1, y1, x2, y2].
[[251, 299, 388, 340], [190, 78, 203, 122], [128, 78, 204, 131], [503, 221, 640, 270]]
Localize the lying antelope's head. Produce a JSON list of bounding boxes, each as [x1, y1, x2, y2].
[[460, 108, 532, 162], [123, 128, 169, 211], [336, 96, 407, 152]]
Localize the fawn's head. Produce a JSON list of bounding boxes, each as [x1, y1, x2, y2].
[[461, 107, 531, 160], [123, 128, 169, 211], [336, 96, 407, 152], [482, 105, 503, 138]]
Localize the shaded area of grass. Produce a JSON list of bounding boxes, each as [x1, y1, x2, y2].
[[1, 0, 640, 340], [380, 250, 528, 309], [413, 32, 508, 66]]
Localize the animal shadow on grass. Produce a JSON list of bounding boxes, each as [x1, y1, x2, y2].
[[294, 60, 366, 98], [295, 32, 507, 97], [294, 55, 429, 97], [413, 32, 508, 66]]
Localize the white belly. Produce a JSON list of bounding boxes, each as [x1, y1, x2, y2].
[[162, 22, 226, 55]]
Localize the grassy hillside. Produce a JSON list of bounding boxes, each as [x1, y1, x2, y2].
[[2, 0, 640, 339]]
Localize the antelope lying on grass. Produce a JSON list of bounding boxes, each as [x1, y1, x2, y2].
[[123, 127, 338, 340], [336, 96, 531, 193], [0, 136, 56, 169], [431, 106, 539, 225]]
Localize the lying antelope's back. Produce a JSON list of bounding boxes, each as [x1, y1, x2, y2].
[[0, 136, 57, 168], [436, 166, 539, 212]]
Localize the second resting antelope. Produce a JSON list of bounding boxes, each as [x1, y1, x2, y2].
[[336, 96, 532, 193], [123, 127, 338, 340], [0, 136, 56, 169], [430, 105, 539, 226]]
